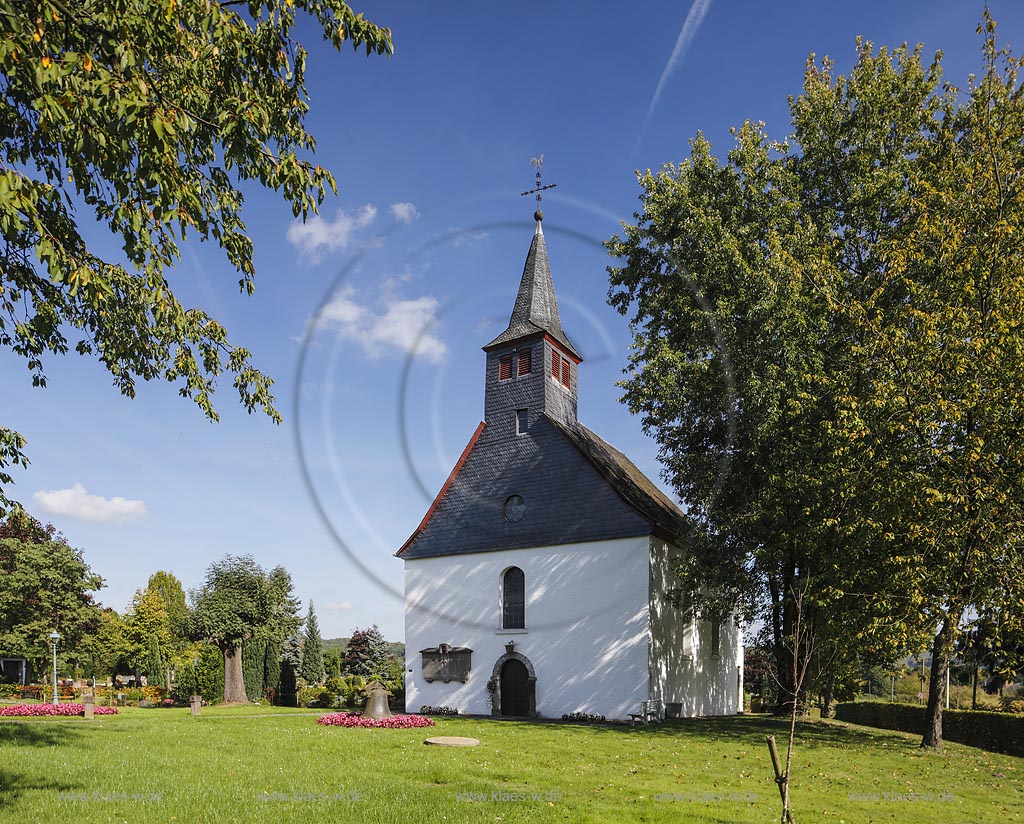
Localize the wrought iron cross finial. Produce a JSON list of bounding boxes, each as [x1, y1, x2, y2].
[[521, 154, 556, 218]]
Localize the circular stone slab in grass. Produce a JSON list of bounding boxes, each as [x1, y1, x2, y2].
[[424, 736, 480, 747]]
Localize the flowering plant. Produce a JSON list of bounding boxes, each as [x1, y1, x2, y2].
[[0, 703, 119, 717], [317, 712, 435, 729]]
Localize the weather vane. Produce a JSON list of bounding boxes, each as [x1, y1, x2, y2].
[[521, 154, 556, 219]]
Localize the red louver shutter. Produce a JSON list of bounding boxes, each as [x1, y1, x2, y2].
[[498, 354, 512, 381], [561, 358, 570, 388], [551, 350, 559, 379], [517, 349, 532, 376]]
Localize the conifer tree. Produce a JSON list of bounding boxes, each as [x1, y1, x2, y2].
[[343, 625, 389, 678], [145, 633, 164, 691], [300, 601, 324, 685]]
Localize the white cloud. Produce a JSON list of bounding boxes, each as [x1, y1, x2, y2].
[[316, 285, 447, 364], [447, 227, 489, 248], [389, 202, 421, 224], [323, 601, 353, 611], [33, 483, 147, 524], [287, 204, 378, 262]]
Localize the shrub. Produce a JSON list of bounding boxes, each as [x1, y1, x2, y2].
[[297, 685, 332, 708], [835, 702, 1024, 756], [317, 711, 434, 729]]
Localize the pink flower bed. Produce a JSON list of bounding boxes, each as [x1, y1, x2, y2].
[[0, 703, 119, 717], [317, 712, 435, 729]]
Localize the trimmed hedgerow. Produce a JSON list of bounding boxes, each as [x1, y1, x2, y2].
[[834, 702, 1024, 756]]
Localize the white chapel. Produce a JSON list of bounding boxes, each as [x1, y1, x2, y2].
[[397, 206, 743, 720]]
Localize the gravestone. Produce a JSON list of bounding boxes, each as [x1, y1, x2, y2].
[[190, 695, 202, 716], [83, 693, 95, 720]]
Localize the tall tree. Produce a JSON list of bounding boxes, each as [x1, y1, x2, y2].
[[606, 14, 1024, 748], [299, 600, 324, 685], [146, 571, 189, 647], [0, 510, 104, 676], [0, 0, 393, 514], [189, 554, 271, 703], [793, 15, 1024, 748], [255, 565, 300, 700], [122, 585, 172, 684]]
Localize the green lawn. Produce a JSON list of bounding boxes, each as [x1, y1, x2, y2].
[[0, 709, 1020, 823]]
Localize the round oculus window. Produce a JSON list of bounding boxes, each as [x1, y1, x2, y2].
[[502, 494, 525, 523]]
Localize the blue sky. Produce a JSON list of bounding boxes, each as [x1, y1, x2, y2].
[[4, 1, 1022, 642]]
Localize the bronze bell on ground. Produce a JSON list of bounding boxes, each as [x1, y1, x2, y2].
[[364, 680, 392, 719]]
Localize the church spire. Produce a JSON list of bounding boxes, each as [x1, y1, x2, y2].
[[484, 157, 580, 359]]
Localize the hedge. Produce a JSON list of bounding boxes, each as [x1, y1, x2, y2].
[[834, 701, 1024, 757]]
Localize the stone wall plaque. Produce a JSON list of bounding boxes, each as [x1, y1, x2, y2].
[[420, 645, 472, 683]]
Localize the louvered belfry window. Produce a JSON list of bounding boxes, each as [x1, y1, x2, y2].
[[551, 350, 560, 380], [517, 349, 532, 376], [502, 566, 525, 629], [498, 354, 513, 381], [561, 358, 571, 388]]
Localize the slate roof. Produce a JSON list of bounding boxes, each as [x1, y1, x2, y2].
[[545, 415, 689, 542], [485, 223, 581, 359], [396, 414, 689, 559]]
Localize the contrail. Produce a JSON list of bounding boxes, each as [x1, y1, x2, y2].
[[632, 0, 714, 160]]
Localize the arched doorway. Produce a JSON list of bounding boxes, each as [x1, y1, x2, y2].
[[500, 659, 529, 716], [489, 648, 537, 718]]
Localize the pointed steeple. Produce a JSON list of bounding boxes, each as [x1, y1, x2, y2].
[[484, 214, 581, 359]]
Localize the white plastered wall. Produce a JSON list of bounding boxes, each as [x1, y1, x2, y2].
[[404, 536, 651, 720], [649, 538, 744, 717]]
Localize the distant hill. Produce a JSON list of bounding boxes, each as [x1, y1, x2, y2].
[[322, 638, 405, 659]]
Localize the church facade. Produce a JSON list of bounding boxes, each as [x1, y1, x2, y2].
[[398, 211, 742, 720]]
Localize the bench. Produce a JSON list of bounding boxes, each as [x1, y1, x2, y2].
[[629, 699, 662, 726]]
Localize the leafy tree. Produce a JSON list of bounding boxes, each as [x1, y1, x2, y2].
[[299, 600, 324, 684], [189, 554, 271, 703], [122, 585, 172, 684], [0, 0, 393, 514], [606, 13, 1024, 750], [79, 606, 128, 683], [342, 625, 389, 678], [146, 571, 189, 649], [796, 16, 1024, 748], [0, 510, 104, 676]]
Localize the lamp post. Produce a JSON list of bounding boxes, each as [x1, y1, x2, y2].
[[48, 631, 61, 705]]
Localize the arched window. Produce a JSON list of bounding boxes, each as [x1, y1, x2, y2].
[[502, 567, 525, 629]]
